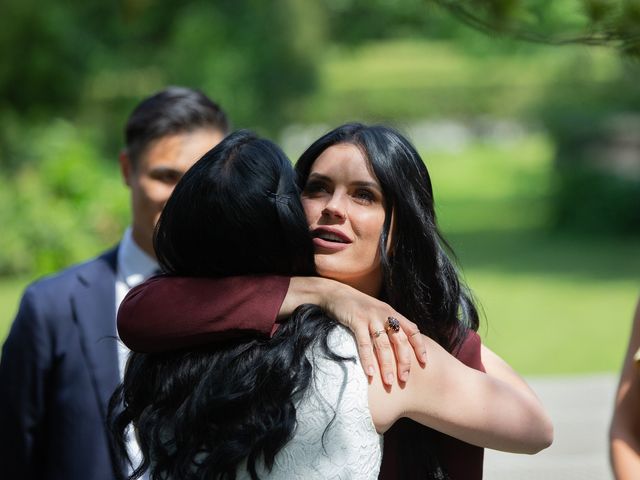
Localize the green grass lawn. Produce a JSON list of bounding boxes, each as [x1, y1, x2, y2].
[[1, 133, 638, 376], [427, 133, 640, 375], [468, 270, 638, 375], [303, 39, 621, 123]]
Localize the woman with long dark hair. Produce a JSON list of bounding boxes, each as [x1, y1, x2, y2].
[[116, 124, 553, 479], [112, 130, 379, 479]]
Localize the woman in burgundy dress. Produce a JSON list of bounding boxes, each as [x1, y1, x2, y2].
[[118, 123, 553, 479]]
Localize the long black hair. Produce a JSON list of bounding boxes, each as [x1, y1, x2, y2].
[[296, 123, 479, 479], [109, 130, 345, 480], [296, 122, 479, 353]]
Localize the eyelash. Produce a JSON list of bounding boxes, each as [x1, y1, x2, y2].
[[303, 181, 378, 205], [302, 181, 327, 195], [307, 187, 375, 203], [354, 189, 375, 204]]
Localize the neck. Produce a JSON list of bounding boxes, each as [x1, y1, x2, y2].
[[131, 228, 157, 260]]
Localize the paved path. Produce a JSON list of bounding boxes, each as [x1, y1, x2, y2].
[[484, 373, 618, 479]]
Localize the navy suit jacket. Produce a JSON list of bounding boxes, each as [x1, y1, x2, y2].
[[0, 247, 124, 480]]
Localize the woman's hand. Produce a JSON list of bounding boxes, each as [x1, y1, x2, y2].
[[281, 277, 427, 386]]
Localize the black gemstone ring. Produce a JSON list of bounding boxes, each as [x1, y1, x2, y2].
[[385, 316, 400, 333]]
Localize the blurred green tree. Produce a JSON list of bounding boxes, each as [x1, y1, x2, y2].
[[321, 0, 640, 54], [0, 0, 325, 164], [320, 0, 640, 235], [2, 0, 640, 276], [0, 0, 326, 274]]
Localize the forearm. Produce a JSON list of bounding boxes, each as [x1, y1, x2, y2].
[[118, 275, 290, 351], [119, 274, 426, 386], [481, 344, 543, 412], [610, 299, 640, 479], [476, 343, 553, 453], [278, 276, 343, 319], [610, 372, 640, 474], [446, 369, 553, 453], [374, 335, 553, 453], [611, 420, 640, 479]]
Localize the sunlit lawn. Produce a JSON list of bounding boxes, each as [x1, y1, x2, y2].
[[1, 133, 639, 376], [304, 39, 620, 123], [308, 39, 640, 375], [468, 271, 637, 375], [428, 133, 640, 375]]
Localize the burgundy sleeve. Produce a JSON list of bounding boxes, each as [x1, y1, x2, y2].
[[379, 329, 486, 480], [117, 275, 291, 352]]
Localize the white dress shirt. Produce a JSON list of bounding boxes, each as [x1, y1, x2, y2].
[[115, 227, 158, 478]]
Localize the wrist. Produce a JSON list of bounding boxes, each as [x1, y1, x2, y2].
[[279, 276, 338, 319], [288, 277, 351, 315]]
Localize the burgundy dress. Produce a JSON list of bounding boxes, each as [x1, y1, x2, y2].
[[118, 275, 485, 479]]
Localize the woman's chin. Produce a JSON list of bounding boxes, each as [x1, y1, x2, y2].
[[314, 266, 347, 284], [314, 266, 382, 297], [314, 265, 354, 288]]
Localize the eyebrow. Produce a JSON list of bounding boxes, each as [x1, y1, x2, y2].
[[306, 173, 382, 192]]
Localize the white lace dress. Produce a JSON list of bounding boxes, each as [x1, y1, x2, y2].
[[237, 325, 384, 479]]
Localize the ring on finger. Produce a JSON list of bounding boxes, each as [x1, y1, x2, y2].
[[371, 329, 386, 338], [385, 316, 401, 333]]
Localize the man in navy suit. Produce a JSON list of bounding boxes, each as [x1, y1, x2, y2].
[[0, 87, 229, 479]]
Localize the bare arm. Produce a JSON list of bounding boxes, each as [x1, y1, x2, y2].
[[368, 334, 554, 454], [118, 275, 427, 386], [480, 344, 534, 391], [610, 299, 640, 479], [480, 343, 549, 420]]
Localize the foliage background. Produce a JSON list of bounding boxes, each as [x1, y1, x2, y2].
[[1, 0, 639, 374]]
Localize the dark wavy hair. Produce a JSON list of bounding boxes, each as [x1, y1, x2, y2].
[[296, 122, 479, 479], [296, 122, 479, 352], [109, 130, 346, 480], [153, 129, 312, 277]]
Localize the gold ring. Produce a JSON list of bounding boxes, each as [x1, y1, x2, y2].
[[372, 329, 386, 338], [385, 316, 400, 333]]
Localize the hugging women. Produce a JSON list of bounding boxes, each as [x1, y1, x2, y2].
[[113, 124, 552, 479]]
